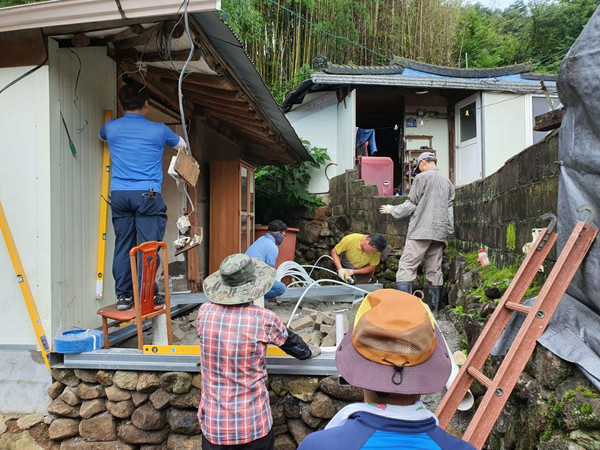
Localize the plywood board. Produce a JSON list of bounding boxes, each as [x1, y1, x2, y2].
[[174, 149, 200, 187]]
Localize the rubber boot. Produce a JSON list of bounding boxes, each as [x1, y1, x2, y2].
[[394, 281, 411, 293], [427, 285, 442, 314]]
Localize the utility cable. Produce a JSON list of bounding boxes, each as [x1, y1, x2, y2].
[[0, 55, 48, 96]]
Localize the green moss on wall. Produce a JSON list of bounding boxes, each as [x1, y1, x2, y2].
[[506, 222, 516, 251]]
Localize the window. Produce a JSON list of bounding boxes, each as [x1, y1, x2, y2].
[[459, 101, 477, 142]]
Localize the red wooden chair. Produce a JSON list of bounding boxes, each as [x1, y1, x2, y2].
[[97, 241, 172, 349]]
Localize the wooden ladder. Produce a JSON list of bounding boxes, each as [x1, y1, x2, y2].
[[436, 210, 598, 449]]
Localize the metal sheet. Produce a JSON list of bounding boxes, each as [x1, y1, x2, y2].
[[63, 348, 338, 375]]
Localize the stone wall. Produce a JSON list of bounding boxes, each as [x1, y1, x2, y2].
[[453, 130, 559, 268], [45, 368, 361, 449], [446, 252, 600, 449], [314, 131, 559, 273]]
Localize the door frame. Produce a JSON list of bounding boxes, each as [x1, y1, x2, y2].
[[454, 93, 482, 186]]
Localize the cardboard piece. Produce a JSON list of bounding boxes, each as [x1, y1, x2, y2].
[[174, 149, 200, 187]]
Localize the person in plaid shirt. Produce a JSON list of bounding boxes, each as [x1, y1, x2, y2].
[[198, 253, 321, 449]]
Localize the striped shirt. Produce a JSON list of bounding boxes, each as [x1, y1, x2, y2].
[[196, 302, 289, 445]]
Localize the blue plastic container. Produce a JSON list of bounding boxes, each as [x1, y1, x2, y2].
[[54, 329, 104, 354]]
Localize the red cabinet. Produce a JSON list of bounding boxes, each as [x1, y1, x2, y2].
[[358, 156, 394, 196]]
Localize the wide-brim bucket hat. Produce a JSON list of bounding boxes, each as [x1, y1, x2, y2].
[[203, 253, 276, 305], [336, 289, 451, 395]]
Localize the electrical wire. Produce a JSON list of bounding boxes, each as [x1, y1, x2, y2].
[[176, 0, 196, 215], [67, 49, 89, 134], [0, 55, 48, 96]]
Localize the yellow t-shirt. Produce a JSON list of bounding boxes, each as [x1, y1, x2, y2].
[[334, 233, 380, 269]]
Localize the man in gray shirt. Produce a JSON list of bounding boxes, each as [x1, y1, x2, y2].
[[379, 152, 454, 313]]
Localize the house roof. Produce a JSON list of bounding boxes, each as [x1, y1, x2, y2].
[[283, 59, 558, 112], [0, 1, 310, 166]]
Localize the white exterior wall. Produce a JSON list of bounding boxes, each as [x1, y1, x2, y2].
[[0, 64, 53, 413], [481, 92, 528, 177], [0, 66, 52, 346], [404, 107, 450, 178], [286, 91, 347, 194], [47, 40, 117, 336]]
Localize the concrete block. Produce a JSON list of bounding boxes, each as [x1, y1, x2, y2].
[[315, 311, 335, 325], [289, 315, 314, 332]]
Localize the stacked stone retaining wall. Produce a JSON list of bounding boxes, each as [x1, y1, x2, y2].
[[46, 368, 361, 449], [323, 131, 559, 270]]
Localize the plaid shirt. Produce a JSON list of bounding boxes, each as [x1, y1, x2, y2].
[[196, 302, 289, 445]]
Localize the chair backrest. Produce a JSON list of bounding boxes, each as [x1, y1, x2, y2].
[[129, 241, 166, 316]]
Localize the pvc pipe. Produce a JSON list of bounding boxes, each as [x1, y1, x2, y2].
[[335, 313, 344, 346], [152, 316, 169, 345], [426, 304, 474, 411]]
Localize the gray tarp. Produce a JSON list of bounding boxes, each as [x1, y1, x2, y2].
[[492, 7, 600, 389]]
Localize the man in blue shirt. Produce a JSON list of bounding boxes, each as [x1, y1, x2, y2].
[[245, 219, 288, 302], [99, 83, 186, 310], [298, 289, 475, 450]]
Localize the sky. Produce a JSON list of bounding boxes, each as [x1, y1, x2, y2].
[[466, 0, 517, 10]]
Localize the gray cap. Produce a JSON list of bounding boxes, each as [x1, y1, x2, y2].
[[417, 152, 437, 164]]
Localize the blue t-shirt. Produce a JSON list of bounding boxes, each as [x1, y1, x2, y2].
[[99, 113, 181, 193], [245, 234, 279, 267], [298, 411, 475, 450]]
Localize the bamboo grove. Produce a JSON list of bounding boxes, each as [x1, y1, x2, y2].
[[221, 0, 463, 102]]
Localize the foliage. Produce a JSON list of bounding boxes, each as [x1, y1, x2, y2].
[[452, 249, 544, 303], [222, 0, 463, 101], [450, 305, 483, 322], [454, 0, 600, 72], [254, 140, 330, 225]]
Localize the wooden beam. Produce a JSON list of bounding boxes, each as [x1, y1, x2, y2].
[[123, 66, 192, 118], [162, 77, 246, 103], [205, 110, 267, 133], [185, 72, 237, 91], [106, 24, 145, 43], [111, 23, 163, 49], [534, 107, 565, 132], [183, 90, 254, 113], [0, 29, 46, 68]]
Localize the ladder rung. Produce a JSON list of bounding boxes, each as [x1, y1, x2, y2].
[[467, 367, 492, 388], [504, 302, 532, 314]]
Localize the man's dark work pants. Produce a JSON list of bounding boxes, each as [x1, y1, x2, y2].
[[111, 190, 167, 297]]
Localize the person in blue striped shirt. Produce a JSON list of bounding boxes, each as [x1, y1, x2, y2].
[[298, 289, 475, 450]]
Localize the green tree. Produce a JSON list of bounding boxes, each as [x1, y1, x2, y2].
[[255, 141, 330, 225]]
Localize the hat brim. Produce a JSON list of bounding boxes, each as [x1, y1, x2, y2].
[[202, 258, 276, 305], [336, 320, 452, 395]]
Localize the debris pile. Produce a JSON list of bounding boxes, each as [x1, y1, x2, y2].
[[288, 308, 350, 348]]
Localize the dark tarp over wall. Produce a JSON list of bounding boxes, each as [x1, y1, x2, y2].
[[494, 6, 600, 389]]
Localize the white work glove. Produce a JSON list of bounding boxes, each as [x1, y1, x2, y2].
[[337, 268, 353, 280], [379, 204, 394, 214], [308, 345, 321, 358]]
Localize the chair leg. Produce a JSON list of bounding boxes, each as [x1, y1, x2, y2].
[[102, 318, 110, 349], [166, 313, 173, 345], [136, 318, 144, 350]]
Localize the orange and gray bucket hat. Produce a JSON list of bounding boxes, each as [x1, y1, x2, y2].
[[336, 289, 452, 394]]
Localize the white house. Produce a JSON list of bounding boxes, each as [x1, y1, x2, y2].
[[283, 59, 559, 194], [0, 0, 309, 413]]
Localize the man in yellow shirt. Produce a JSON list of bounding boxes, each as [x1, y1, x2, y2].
[[331, 233, 387, 284]]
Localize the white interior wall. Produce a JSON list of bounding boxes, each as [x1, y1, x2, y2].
[[286, 92, 340, 194], [48, 40, 117, 336], [404, 106, 450, 178], [482, 91, 528, 177]]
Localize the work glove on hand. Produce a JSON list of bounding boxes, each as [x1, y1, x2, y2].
[[379, 204, 394, 214], [337, 268, 353, 280], [308, 345, 321, 358]]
